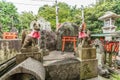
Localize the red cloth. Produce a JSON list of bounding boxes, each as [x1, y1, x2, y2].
[[29, 31, 40, 39], [78, 32, 88, 38]]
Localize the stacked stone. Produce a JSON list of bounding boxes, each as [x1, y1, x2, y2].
[[78, 47, 98, 80], [45, 31, 56, 51], [37, 17, 56, 51], [40, 30, 56, 51], [16, 46, 43, 64], [40, 30, 47, 49], [56, 22, 79, 51]]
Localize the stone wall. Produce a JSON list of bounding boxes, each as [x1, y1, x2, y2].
[[0, 39, 21, 64]]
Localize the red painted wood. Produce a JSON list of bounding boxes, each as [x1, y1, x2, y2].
[[62, 36, 77, 52]]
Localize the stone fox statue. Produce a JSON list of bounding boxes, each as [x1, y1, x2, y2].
[[21, 21, 40, 48], [78, 22, 91, 47]]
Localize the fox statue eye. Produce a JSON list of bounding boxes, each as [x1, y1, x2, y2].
[[39, 24, 41, 27], [33, 23, 37, 27]]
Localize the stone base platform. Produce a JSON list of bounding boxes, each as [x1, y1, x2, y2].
[[16, 52, 43, 64], [44, 58, 80, 80], [43, 51, 98, 80], [1, 51, 99, 80], [43, 51, 80, 80], [80, 59, 98, 80]]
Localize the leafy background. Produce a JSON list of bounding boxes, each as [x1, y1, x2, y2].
[[0, 0, 120, 34]]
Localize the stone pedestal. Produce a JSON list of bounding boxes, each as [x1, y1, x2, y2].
[[16, 52, 43, 64], [16, 47, 43, 64], [78, 48, 98, 80], [80, 59, 98, 79], [79, 48, 96, 60]]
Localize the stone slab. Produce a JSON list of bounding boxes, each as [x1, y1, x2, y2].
[[1, 57, 45, 80], [80, 59, 98, 80], [44, 58, 80, 80], [16, 52, 43, 64], [79, 48, 96, 60]]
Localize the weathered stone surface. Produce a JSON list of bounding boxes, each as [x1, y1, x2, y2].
[[56, 22, 79, 51], [39, 49, 49, 56], [0, 57, 45, 80], [40, 30, 57, 51], [6, 73, 37, 80], [44, 58, 80, 80], [20, 46, 39, 53], [16, 52, 43, 64], [0, 39, 21, 64], [80, 59, 98, 80], [0, 39, 21, 51], [1, 51, 98, 80], [0, 57, 16, 74], [78, 48, 96, 60]]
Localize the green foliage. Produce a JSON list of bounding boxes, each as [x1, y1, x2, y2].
[[37, 2, 81, 30], [37, 1, 120, 33], [19, 11, 35, 30], [1, 1, 120, 34], [0, 1, 36, 34], [0, 1, 19, 32], [37, 5, 56, 30], [97, 0, 115, 5], [84, 1, 120, 33], [112, 1, 120, 30], [112, 74, 120, 80]]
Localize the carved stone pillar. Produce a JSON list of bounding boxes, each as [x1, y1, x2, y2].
[[78, 47, 98, 79]]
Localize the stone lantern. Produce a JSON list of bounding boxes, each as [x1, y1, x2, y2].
[[98, 11, 120, 40]]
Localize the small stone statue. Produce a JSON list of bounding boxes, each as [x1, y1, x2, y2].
[[21, 21, 40, 51], [78, 22, 91, 48], [74, 22, 91, 56]]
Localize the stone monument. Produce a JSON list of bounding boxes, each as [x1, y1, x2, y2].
[[76, 22, 98, 79], [16, 21, 43, 64]]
